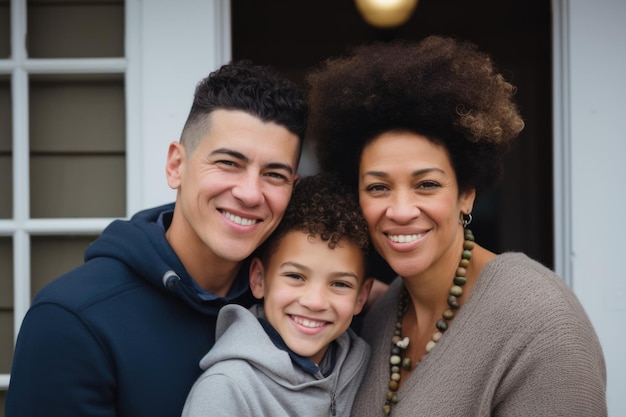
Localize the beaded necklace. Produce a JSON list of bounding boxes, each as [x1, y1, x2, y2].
[[383, 228, 475, 416]]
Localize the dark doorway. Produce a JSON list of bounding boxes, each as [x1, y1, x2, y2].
[[232, 0, 553, 276]]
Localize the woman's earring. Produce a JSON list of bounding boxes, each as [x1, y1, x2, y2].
[[459, 212, 473, 228]]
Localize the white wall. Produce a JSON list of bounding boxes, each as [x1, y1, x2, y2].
[[129, 0, 232, 213], [565, 1, 626, 415]]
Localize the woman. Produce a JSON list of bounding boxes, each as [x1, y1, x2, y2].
[[306, 36, 607, 416]]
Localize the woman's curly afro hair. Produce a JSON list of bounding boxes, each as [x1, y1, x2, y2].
[[306, 35, 525, 196], [255, 173, 369, 265]]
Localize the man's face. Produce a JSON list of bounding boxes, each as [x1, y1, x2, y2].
[[166, 109, 300, 280]]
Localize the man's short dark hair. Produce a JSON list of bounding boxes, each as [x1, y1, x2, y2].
[[181, 60, 308, 155]]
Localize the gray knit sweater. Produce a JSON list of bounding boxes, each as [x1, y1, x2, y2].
[[182, 304, 370, 417], [351, 253, 607, 417]]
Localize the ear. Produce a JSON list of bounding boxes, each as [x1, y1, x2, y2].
[[249, 257, 266, 300], [165, 142, 185, 190], [353, 277, 374, 315], [459, 188, 476, 215]]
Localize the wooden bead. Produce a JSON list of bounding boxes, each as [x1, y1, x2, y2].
[[389, 380, 399, 391], [453, 276, 467, 286], [450, 285, 463, 296], [435, 318, 448, 331], [447, 295, 459, 309], [425, 340, 437, 352]]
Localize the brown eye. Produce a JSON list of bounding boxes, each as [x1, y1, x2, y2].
[[417, 181, 440, 189], [331, 281, 353, 289], [265, 172, 288, 182], [366, 183, 388, 192], [217, 160, 239, 168]]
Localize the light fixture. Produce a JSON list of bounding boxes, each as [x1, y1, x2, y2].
[[355, 0, 419, 29]]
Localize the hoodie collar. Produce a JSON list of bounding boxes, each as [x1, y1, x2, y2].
[[258, 318, 337, 377]]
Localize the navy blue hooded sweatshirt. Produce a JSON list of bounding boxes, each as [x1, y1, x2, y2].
[[5, 203, 256, 417]]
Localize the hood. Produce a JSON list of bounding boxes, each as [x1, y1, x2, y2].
[[198, 304, 371, 416], [201, 304, 315, 386], [84, 203, 254, 315], [201, 304, 366, 388]]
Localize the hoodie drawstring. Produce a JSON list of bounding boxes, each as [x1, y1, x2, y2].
[[162, 270, 180, 290]]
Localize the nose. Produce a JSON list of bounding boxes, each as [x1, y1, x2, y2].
[[231, 172, 265, 207], [385, 191, 420, 223], [299, 284, 329, 311]]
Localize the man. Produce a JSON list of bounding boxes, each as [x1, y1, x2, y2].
[[5, 61, 308, 417]]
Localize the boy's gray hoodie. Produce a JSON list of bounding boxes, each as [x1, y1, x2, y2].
[[181, 304, 370, 417]]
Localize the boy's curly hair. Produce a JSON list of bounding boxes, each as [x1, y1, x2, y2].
[[256, 173, 369, 264], [306, 35, 525, 197]]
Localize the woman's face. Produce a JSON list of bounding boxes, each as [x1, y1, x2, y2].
[[358, 132, 475, 280]]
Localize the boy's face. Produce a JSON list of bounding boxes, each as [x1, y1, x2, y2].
[[165, 109, 300, 279], [250, 230, 372, 364]]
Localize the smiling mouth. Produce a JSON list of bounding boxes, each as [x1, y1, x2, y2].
[[220, 210, 258, 226], [387, 233, 424, 243], [291, 315, 327, 328]]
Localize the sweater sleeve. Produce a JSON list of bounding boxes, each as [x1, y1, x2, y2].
[[182, 373, 254, 417], [493, 305, 607, 417], [5, 302, 117, 417]]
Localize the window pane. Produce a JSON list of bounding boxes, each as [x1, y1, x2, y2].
[[27, 0, 124, 58], [0, 0, 9, 58], [0, 237, 14, 374], [30, 235, 96, 298], [0, 77, 11, 218], [30, 154, 126, 218], [0, 312, 13, 374], [29, 75, 126, 218], [29, 75, 125, 153], [0, 238, 12, 308], [0, 389, 6, 415]]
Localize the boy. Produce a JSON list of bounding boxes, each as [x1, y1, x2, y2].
[[182, 173, 373, 417]]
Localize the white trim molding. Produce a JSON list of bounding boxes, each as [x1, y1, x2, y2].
[[551, 0, 573, 287]]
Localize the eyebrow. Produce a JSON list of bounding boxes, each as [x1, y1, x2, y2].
[[211, 147, 294, 175], [362, 167, 445, 178], [281, 261, 311, 272]]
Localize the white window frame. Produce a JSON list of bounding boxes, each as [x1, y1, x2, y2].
[[0, 0, 231, 390]]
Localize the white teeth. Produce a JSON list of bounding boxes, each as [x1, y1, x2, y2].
[[388, 233, 423, 243], [292, 316, 325, 328], [222, 211, 256, 226]]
